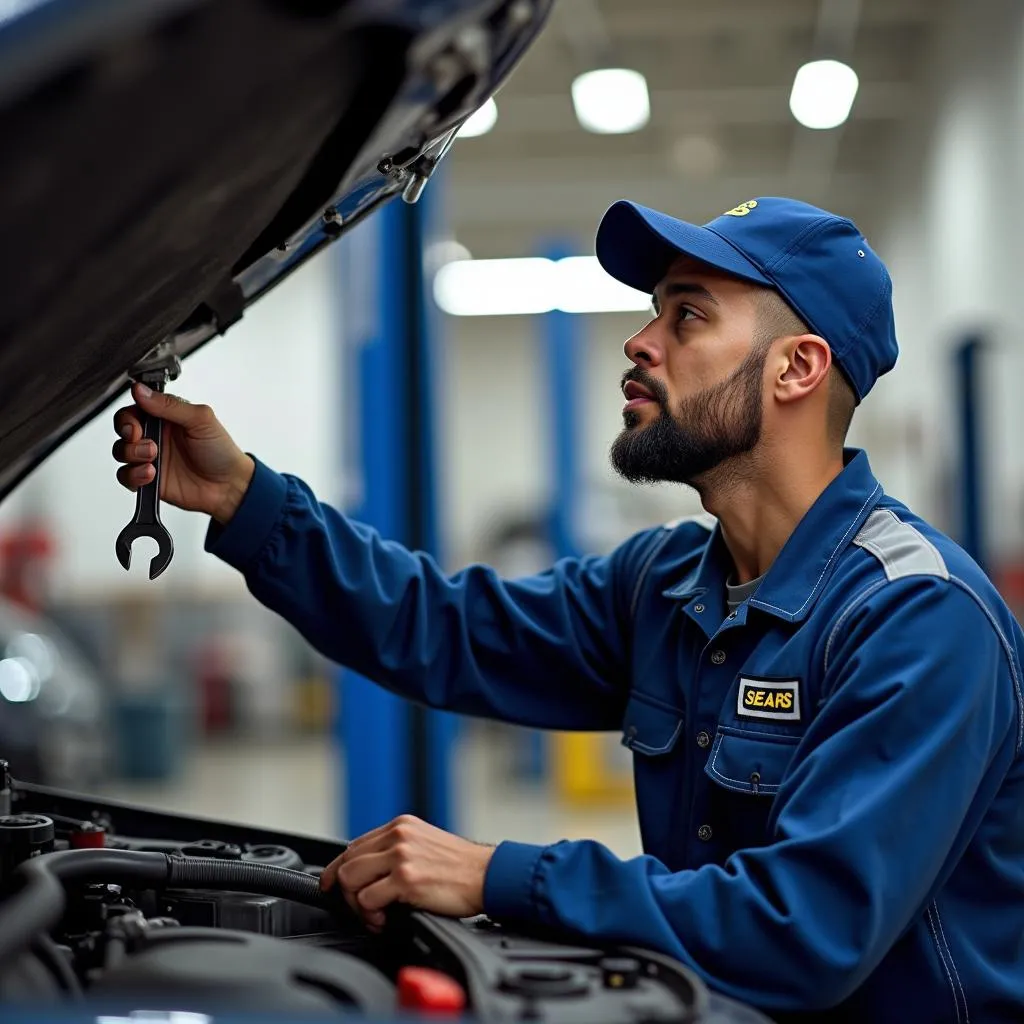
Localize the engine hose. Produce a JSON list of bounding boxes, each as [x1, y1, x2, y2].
[[165, 854, 334, 910], [0, 848, 343, 971]]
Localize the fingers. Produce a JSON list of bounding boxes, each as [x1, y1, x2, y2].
[[357, 876, 402, 915], [320, 850, 346, 892], [113, 405, 143, 444], [320, 845, 394, 932], [338, 850, 393, 894], [111, 437, 157, 466], [131, 382, 201, 427], [321, 818, 407, 890], [116, 463, 155, 491]]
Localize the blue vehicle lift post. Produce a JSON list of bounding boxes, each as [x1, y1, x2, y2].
[[954, 335, 988, 576], [519, 241, 584, 780], [334, 182, 455, 838]]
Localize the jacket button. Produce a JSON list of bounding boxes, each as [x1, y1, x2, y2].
[[696, 730, 711, 749], [693, 603, 705, 614], [710, 649, 726, 665], [697, 824, 713, 842], [626, 725, 637, 740]]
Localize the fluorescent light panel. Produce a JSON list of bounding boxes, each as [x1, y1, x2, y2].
[[433, 257, 652, 317], [571, 68, 650, 134], [789, 59, 859, 130]]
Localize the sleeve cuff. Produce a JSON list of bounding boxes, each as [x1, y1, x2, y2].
[[204, 457, 289, 572], [483, 840, 548, 925]]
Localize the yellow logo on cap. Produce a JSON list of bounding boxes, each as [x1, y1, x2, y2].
[[723, 200, 758, 217]]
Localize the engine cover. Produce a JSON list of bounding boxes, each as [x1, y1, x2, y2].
[[89, 928, 395, 1017]]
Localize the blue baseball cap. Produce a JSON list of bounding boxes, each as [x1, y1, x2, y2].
[[595, 197, 898, 403]]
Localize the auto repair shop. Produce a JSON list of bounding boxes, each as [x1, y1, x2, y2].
[[0, 0, 1023, 1021]]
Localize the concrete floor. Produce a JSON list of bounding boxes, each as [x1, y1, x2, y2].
[[98, 731, 645, 859]]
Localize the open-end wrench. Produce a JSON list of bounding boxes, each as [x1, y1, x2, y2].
[[115, 376, 174, 580]]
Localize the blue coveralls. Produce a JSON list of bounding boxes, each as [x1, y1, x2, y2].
[[207, 447, 1024, 1022]]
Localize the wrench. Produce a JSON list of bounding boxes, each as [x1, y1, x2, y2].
[[115, 377, 174, 580]]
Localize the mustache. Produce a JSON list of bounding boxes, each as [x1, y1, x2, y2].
[[621, 366, 669, 407]]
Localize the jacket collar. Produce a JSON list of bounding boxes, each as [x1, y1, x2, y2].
[[662, 448, 884, 623]]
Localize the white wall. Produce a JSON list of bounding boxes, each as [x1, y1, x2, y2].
[[870, 0, 1024, 561], [3, 254, 343, 600], [439, 312, 705, 568]]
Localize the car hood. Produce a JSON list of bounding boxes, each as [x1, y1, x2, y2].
[[0, 0, 550, 500]]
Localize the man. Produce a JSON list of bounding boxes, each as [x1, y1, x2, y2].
[[112, 197, 1024, 1021]]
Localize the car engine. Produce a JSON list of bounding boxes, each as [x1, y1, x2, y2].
[[0, 761, 770, 1022]]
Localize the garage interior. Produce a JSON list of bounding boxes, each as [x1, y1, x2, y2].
[[0, 0, 1022, 879]]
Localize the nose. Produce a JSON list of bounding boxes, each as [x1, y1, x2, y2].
[[623, 321, 663, 368]]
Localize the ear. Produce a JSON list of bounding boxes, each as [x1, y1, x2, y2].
[[772, 335, 832, 405]]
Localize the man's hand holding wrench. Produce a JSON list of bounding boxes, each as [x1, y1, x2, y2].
[[112, 384, 257, 572]]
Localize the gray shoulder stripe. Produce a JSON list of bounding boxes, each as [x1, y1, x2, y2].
[[853, 509, 949, 581]]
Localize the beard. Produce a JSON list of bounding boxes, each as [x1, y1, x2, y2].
[[610, 345, 767, 486]]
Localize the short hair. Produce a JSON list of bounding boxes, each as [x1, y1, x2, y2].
[[752, 288, 855, 447]]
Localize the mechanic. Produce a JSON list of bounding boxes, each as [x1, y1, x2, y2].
[[112, 197, 1024, 1022]]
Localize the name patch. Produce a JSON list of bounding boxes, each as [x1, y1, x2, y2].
[[737, 678, 801, 721]]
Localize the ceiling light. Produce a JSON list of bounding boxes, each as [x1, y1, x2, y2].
[[458, 97, 498, 138], [433, 257, 651, 316], [555, 258, 652, 313], [789, 59, 859, 130], [424, 239, 473, 277], [571, 69, 650, 135], [433, 258, 555, 316]]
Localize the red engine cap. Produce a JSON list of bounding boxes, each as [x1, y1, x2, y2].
[[69, 823, 106, 849], [397, 967, 467, 1016]]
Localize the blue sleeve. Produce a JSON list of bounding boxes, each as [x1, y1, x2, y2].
[[204, 458, 655, 731], [483, 576, 1020, 1011]]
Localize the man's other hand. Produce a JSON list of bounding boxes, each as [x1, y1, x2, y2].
[[320, 815, 495, 931]]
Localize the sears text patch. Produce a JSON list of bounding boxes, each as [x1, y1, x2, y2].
[[736, 678, 801, 721]]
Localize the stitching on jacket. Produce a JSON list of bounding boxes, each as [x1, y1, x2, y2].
[[950, 575, 1024, 756], [926, 903, 961, 1024], [854, 536, 896, 577], [707, 737, 781, 793], [719, 725, 802, 742], [630, 530, 676, 619], [934, 903, 969, 1023], [750, 484, 881, 617], [629, 717, 682, 756], [823, 579, 889, 678]]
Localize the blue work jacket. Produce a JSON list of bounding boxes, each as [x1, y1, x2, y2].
[[206, 448, 1024, 1022]]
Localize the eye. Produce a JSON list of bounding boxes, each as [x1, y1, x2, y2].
[[677, 306, 699, 324]]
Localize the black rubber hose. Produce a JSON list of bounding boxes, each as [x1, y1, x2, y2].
[[165, 855, 333, 909], [0, 850, 168, 968], [0, 848, 344, 971]]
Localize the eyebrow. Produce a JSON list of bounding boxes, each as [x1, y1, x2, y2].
[[652, 282, 720, 315]]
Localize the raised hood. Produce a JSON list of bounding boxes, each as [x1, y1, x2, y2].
[[0, 0, 551, 499]]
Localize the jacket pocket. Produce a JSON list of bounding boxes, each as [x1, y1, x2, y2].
[[703, 728, 800, 853], [704, 727, 800, 794], [621, 693, 684, 756]]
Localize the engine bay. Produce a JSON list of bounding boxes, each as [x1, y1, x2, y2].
[[0, 762, 770, 1022]]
